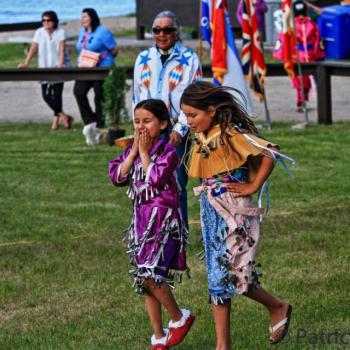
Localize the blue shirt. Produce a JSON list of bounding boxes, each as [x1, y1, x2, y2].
[[76, 25, 117, 67]]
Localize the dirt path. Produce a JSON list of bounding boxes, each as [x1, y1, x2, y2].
[[1, 76, 349, 124]]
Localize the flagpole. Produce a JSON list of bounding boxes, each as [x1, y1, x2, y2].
[[198, 0, 203, 60], [262, 88, 272, 130], [260, 30, 272, 130], [291, 4, 309, 125], [241, 0, 270, 127]]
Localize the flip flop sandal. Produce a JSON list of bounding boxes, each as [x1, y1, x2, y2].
[[269, 304, 293, 345]]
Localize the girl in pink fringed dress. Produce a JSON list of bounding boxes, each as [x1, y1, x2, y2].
[[292, 0, 325, 112], [181, 82, 294, 349]]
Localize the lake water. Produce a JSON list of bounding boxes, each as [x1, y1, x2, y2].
[[0, 0, 135, 24]]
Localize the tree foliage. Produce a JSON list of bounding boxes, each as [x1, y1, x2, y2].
[[103, 65, 130, 129]]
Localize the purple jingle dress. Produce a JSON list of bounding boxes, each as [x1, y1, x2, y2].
[[109, 139, 187, 295]]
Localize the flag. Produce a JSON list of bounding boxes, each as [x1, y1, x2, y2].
[[241, 0, 267, 101], [281, 0, 297, 78], [201, 0, 254, 114], [201, 0, 212, 45]]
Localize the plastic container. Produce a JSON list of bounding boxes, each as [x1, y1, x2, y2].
[[115, 135, 134, 149], [318, 5, 350, 59]]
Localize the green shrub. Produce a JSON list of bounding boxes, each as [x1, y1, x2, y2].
[[103, 65, 130, 129]]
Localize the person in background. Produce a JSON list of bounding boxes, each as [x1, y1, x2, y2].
[[304, 0, 322, 15], [18, 10, 73, 130], [236, 0, 268, 35], [305, 0, 350, 19], [74, 8, 118, 145], [133, 10, 203, 227], [292, 0, 325, 112]]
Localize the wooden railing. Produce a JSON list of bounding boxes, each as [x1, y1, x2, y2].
[[1, 61, 350, 124], [0, 68, 109, 81], [0, 22, 41, 32]]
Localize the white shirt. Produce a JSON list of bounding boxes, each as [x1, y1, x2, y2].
[[33, 27, 65, 68], [133, 42, 202, 137]]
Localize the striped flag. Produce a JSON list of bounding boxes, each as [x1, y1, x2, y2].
[[201, 0, 254, 114], [281, 0, 297, 78], [201, 0, 212, 45], [241, 0, 267, 101]]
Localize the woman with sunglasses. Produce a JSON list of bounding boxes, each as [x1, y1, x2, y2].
[[74, 8, 119, 146], [133, 10, 203, 229], [18, 10, 73, 130]]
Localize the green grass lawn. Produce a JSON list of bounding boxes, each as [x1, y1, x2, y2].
[[0, 41, 278, 68], [0, 42, 211, 68], [0, 122, 349, 349]]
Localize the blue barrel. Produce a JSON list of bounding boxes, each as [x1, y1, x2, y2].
[[318, 5, 350, 59]]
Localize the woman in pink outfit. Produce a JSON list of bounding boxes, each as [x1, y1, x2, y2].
[[292, 0, 325, 111]]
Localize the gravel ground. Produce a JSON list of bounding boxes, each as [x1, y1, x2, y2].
[[1, 76, 349, 124]]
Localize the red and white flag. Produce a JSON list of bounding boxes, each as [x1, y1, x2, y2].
[[280, 0, 297, 78], [241, 0, 267, 101]]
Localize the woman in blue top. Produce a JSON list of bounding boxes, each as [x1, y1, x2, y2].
[[74, 8, 119, 145]]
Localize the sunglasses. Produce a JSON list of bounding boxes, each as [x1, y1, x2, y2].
[[152, 27, 176, 35], [42, 18, 53, 23]]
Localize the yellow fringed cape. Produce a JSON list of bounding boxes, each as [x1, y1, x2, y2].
[[188, 125, 278, 182]]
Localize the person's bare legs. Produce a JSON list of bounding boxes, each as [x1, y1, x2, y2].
[[212, 300, 232, 350], [245, 287, 290, 340], [59, 112, 73, 129], [144, 278, 183, 324], [51, 115, 59, 130], [145, 293, 165, 339]]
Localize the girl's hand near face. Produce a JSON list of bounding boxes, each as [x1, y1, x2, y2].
[[138, 128, 152, 173], [138, 128, 152, 155], [119, 130, 139, 178], [129, 129, 139, 158]]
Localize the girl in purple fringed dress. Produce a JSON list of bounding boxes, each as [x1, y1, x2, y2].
[[109, 99, 195, 350]]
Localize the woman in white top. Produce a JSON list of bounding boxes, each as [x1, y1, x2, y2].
[[18, 11, 73, 130]]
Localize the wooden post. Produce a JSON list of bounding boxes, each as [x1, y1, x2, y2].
[[317, 64, 332, 124], [137, 26, 145, 40]]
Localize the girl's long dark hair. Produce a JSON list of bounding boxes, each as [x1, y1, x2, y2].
[[293, 0, 307, 17], [134, 99, 171, 135], [83, 8, 100, 32], [180, 81, 257, 136]]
